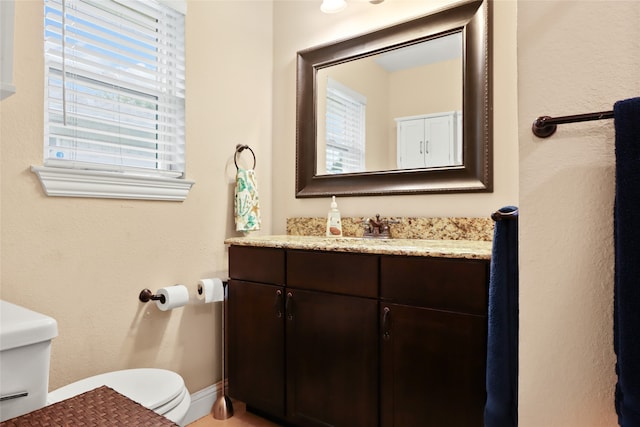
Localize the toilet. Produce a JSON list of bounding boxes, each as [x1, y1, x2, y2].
[[0, 300, 190, 425], [47, 368, 191, 425]]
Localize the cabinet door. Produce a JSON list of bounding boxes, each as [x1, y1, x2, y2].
[[380, 303, 486, 427], [397, 118, 427, 169], [227, 279, 285, 417], [424, 114, 453, 167], [286, 289, 379, 427], [397, 113, 455, 169]]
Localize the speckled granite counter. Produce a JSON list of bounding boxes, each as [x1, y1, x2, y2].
[[224, 235, 492, 260]]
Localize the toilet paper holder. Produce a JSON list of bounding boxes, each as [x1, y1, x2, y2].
[[138, 288, 166, 304]]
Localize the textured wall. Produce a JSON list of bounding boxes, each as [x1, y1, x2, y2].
[[518, 1, 640, 425]]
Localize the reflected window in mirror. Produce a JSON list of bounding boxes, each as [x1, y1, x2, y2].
[[321, 78, 366, 174]]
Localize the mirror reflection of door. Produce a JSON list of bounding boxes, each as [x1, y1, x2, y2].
[[396, 111, 462, 169], [316, 31, 463, 175]]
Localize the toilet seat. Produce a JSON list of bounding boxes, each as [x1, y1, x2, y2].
[[47, 368, 190, 423]]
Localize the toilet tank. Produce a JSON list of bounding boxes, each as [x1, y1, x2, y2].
[[0, 300, 58, 422]]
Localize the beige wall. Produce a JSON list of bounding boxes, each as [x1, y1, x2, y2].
[[389, 58, 462, 118], [0, 0, 273, 394], [518, 1, 639, 425]]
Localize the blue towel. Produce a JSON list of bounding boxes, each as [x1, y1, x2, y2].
[[485, 206, 519, 427], [614, 97, 640, 427]]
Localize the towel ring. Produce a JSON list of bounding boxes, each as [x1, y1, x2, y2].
[[234, 144, 256, 170]]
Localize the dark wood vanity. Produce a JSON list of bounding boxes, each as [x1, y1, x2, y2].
[[226, 238, 490, 427]]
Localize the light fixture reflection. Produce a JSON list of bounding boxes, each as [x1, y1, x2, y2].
[[320, 0, 384, 13], [320, 0, 347, 13]]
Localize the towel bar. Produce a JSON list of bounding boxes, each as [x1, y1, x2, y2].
[[532, 110, 613, 138], [491, 208, 519, 221]]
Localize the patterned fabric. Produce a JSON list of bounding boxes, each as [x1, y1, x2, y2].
[[234, 167, 261, 232], [0, 386, 178, 426]]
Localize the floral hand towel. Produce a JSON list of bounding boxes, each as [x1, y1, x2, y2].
[[234, 167, 261, 232]]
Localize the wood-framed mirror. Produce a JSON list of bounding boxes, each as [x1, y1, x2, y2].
[[296, 0, 492, 198]]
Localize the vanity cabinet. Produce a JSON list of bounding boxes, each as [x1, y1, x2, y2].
[[380, 256, 489, 427], [396, 112, 461, 169], [286, 250, 379, 427], [227, 243, 489, 427], [227, 246, 286, 417], [285, 288, 378, 427]]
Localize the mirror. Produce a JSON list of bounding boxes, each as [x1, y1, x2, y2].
[[296, 0, 492, 197], [316, 32, 463, 175]]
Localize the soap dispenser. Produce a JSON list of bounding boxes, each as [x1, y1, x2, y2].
[[326, 196, 343, 237]]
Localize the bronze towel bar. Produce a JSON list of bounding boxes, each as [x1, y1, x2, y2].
[[532, 110, 614, 138], [492, 208, 519, 221]]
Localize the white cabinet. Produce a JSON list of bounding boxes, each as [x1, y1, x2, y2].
[[396, 112, 461, 169]]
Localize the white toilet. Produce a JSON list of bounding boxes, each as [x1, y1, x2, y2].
[[0, 300, 190, 425]]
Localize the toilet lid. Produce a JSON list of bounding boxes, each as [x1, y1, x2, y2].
[[47, 368, 186, 413]]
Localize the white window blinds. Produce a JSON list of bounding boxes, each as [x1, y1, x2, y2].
[[325, 79, 366, 174], [44, 0, 186, 178]]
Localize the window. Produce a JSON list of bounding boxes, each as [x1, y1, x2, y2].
[[33, 0, 192, 201], [325, 78, 365, 174], [0, 0, 16, 100]]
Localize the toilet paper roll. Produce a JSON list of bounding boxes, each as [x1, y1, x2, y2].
[[155, 285, 189, 311], [197, 278, 224, 303]]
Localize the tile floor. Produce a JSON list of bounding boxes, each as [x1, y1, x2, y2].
[[187, 401, 281, 427]]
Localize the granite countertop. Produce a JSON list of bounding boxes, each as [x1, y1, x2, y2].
[[224, 235, 492, 260]]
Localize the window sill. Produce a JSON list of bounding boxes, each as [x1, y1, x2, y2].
[[31, 166, 195, 201]]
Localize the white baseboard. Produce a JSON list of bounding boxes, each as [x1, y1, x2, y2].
[[182, 382, 221, 426]]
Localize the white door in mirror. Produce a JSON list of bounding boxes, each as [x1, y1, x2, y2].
[[396, 111, 462, 169]]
